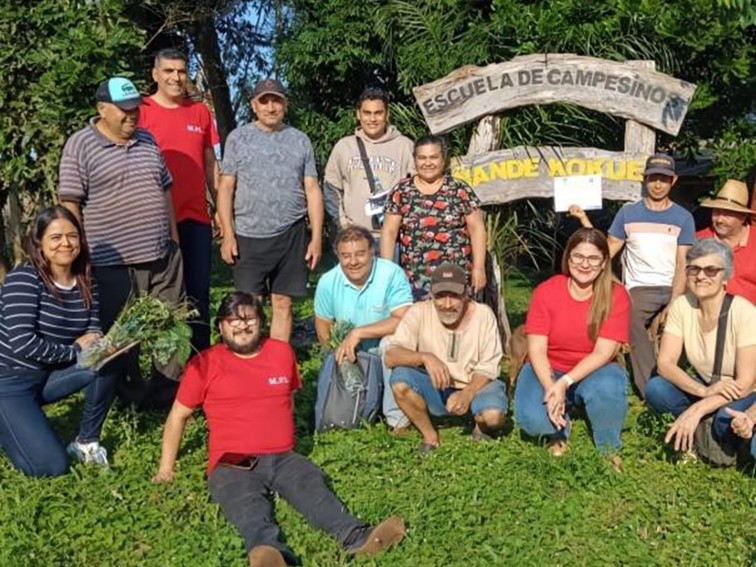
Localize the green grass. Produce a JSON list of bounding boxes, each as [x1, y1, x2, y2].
[[1, 267, 755, 566]]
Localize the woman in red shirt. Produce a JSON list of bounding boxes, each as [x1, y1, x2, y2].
[[514, 228, 630, 464]]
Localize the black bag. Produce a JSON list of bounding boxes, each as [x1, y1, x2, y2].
[[693, 294, 738, 466], [315, 351, 383, 431]]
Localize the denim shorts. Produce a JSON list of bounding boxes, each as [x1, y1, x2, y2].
[[390, 367, 508, 417]]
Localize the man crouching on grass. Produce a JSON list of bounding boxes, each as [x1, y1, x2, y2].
[[152, 291, 404, 567], [386, 264, 507, 454]]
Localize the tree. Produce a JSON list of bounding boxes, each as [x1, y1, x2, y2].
[[133, 0, 278, 147], [0, 0, 144, 260], [277, 0, 754, 173]]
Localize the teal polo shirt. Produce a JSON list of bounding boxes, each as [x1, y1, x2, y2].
[[314, 258, 413, 350]]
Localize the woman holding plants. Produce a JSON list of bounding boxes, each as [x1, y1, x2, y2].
[[645, 238, 756, 461], [0, 206, 116, 476], [380, 135, 487, 300], [514, 228, 630, 468]]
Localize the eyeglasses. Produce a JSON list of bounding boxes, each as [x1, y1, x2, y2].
[[568, 253, 604, 267], [224, 317, 260, 328], [685, 265, 724, 277]]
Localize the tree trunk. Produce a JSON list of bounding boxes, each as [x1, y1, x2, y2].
[[192, 15, 236, 150]]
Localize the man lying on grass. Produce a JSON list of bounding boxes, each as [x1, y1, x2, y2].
[[153, 291, 404, 567], [386, 263, 507, 453]]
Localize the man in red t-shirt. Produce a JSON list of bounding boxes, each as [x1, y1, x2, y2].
[[152, 292, 404, 566], [696, 179, 756, 304], [139, 48, 219, 352]]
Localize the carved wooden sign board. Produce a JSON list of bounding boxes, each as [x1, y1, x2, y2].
[[450, 147, 647, 204], [413, 54, 697, 205]]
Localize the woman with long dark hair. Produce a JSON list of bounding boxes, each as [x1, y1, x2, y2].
[[514, 228, 630, 466], [0, 206, 116, 476]]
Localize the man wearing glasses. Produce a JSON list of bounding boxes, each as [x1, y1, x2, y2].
[[152, 291, 404, 566]]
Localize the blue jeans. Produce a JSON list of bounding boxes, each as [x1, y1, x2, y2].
[[374, 337, 408, 428], [0, 364, 116, 477], [646, 375, 756, 449], [178, 220, 212, 352], [390, 367, 508, 417], [514, 362, 628, 452]]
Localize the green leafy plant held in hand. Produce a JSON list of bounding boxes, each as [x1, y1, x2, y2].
[[79, 293, 198, 376]]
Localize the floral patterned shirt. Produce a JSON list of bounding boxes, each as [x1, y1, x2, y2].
[[385, 174, 481, 299]]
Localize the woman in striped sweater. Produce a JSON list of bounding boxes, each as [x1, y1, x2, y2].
[[0, 206, 116, 476]]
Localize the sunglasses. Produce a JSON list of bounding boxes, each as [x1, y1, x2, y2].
[[685, 265, 724, 277]]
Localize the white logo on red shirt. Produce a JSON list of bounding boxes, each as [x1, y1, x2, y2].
[[268, 376, 290, 386], [186, 125, 204, 134]]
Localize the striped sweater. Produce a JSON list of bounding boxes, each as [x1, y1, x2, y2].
[[0, 264, 100, 370]]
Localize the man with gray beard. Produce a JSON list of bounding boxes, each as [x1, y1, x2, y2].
[[386, 264, 508, 453]]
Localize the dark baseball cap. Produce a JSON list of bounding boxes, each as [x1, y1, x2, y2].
[[95, 77, 141, 111], [430, 263, 467, 296], [643, 154, 675, 177], [252, 78, 287, 100]]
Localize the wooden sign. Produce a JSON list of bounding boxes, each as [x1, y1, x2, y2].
[[450, 146, 645, 205], [414, 54, 696, 136]]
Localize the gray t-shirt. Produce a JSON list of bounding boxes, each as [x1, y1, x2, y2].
[[221, 123, 318, 238]]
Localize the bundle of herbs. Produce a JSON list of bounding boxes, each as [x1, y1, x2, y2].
[[79, 293, 197, 376], [327, 320, 365, 393]]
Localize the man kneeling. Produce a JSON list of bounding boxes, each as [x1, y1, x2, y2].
[[153, 292, 404, 566], [385, 264, 507, 453]]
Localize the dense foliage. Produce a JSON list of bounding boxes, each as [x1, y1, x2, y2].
[[277, 0, 755, 178], [0, 0, 143, 254]]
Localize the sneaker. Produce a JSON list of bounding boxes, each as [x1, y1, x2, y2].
[[248, 545, 286, 567], [67, 440, 109, 467], [346, 516, 406, 557]]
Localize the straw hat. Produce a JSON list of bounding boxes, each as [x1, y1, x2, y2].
[[699, 179, 754, 214]]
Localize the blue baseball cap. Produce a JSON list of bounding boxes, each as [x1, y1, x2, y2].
[[95, 77, 142, 110]]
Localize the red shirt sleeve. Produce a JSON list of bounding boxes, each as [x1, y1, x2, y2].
[[286, 343, 302, 391], [205, 106, 219, 149], [597, 284, 631, 343], [176, 353, 208, 408], [524, 278, 554, 336]]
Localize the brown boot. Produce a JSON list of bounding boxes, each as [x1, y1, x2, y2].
[[248, 545, 286, 567], [347, 516, 406, 557]]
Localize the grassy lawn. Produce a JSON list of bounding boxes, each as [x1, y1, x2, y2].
[[1, 262, 754, 566]]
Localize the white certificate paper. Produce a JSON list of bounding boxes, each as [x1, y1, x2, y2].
[[553, 175, 603, 212]]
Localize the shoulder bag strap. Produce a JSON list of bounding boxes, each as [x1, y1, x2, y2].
[[355, 137, 378, 195], [711, 293, 734, 383]]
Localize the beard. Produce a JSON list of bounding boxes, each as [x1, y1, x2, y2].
[[224, 332, 264, 355]]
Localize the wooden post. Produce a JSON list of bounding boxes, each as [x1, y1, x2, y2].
[[623, 60, 657, 155], [466, 116, 513, 354]]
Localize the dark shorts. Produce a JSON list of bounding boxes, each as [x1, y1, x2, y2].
[[234, 219, 308, 298]]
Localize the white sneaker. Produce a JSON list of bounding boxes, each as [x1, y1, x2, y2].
[[67, 440, 109, 467]]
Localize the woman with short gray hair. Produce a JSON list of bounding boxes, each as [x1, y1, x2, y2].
[[646, 238, 756, 462]]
